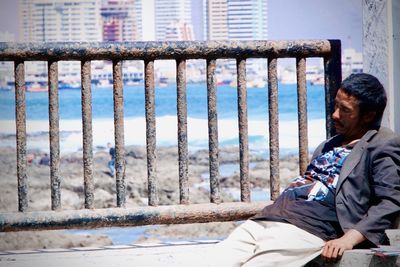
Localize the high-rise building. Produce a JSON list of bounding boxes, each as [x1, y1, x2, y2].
[[227, 0, 268, 40], [18, 0, 102, 42], [154, 0, 193, 41], [203, 0, 268, 41], [101, 0, 142, 42], [165, 20, 194, 41], [18, 0, 102, 79], [204, 0, 228, 40]]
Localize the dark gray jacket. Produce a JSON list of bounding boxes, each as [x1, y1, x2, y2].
[[311, 127, 400, 246]]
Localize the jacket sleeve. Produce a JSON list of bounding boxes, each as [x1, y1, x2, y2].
[[353, 137, 400, 245]]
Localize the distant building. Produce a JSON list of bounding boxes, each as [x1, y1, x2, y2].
[[101, 0, 142, 42], [227, 0, 268, 40], [165, 20, 194, 41], [154, 0, 193, 41], [203, 0, 268, 41], [18, 0, 101, 42], [0, 28, 14, 88], [342, 48, 363, 78], [18, 0, 102, 79], [204, 0, 228, 41]]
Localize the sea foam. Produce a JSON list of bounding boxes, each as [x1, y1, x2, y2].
[[0, 116, 326, 155]]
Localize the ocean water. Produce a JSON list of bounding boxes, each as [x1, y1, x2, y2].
[[0, 82, 326, 154]]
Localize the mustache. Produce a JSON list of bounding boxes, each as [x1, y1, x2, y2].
[[333, 120, 343, 128]]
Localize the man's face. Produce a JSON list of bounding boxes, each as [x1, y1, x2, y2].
[[332, 89, 374, 142]]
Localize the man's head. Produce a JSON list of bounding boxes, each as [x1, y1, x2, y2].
[[332, 73, 387, 142]]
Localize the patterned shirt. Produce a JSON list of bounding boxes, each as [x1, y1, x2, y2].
[[257, 145, 353, 241]]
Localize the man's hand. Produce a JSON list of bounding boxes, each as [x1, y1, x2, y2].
[[321, 229, 366, 262]]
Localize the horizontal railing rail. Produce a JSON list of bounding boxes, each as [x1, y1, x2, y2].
[[0, 40, 341, 232]]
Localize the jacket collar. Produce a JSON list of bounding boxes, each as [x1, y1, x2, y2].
[[335, 129, 378, 194]]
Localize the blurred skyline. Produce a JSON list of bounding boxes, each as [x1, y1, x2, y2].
[[0, 0, 362, 51]]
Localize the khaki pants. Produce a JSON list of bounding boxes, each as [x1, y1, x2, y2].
[[209, 220, 325, 267]]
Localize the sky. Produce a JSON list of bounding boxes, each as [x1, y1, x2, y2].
[[0, 0, 362, 51]]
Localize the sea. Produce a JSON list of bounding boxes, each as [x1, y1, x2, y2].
[[0, 82, 326, 155], [0, 82, 327, 244]]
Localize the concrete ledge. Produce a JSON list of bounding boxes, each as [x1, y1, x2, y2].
[[0, 240, 219, 267], [2, 242, 399, 267], [307, 249, 399, 267]]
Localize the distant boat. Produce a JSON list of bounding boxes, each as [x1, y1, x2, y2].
[[26, 82, 47, 92], [247, 79, 266, 88], [310, 77, 324, 85], [96, 79, 113, 88], [217, 79, 231, 86], [59, 80, 80, 90], [158, 77, 168, 88]]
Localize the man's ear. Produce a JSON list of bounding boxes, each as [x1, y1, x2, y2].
[[362, 111, 376, 124]]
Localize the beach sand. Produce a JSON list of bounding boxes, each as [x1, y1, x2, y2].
[[0, 142, 302, 250]]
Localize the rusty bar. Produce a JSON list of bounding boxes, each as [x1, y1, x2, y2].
[[207, 59, 220, 204], [176, 59, 189, 205], [268, 58, 280, 201], [0, 202, 270, 232], [296, 58, 308, 176], [81, 60, 94, 209], [112, 60, 126, 207], [0, 40, 336, 61], [14, 61, 28, 212], [236, 58, 250, 202], [324, 40, 342, 138], [48, 61, 61, 210], [144, 60, 158, 206]]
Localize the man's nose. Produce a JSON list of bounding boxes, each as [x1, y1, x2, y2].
[[332, 108, 339, 120]]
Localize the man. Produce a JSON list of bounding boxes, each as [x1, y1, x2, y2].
[[107, 142, 116, 177], [212, 73, 400, 266]]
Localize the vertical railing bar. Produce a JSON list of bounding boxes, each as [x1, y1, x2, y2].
[[176, 59, 189, 204], [144, 59, 158, 206], [268, 58, 280, 201], [113, 60, 126, 207], [48, 60, 61, 210], [81, 60, 94, 209], [15, 60, 28, 212], [236, 58, 250, 202], [296, 58, 308, 176], [324, 40, 342, 138], [206, 58, 221, 204]]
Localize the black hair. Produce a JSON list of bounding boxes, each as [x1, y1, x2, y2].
[[340, 73, 387, 125]]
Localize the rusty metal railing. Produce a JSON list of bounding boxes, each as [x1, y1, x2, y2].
[[0, 40, 341, 231]]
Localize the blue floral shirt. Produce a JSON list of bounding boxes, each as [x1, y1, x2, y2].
[[257, 145, 353, 241]]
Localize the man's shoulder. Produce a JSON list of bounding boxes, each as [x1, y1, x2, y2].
[[368, 127, 396, 147]]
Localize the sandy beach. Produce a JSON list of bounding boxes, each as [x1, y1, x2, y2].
[[0, 133, 302, 250]]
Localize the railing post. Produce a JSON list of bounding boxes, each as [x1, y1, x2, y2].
[[144, 59, 158, 206], [176, 59, 189, 205], [324, 40, 342, 139], [48, 60, 61, 210], [81, 60, 94, 209], [237, 58, 250, 202], [296, 57, 308, 176], [268, 58, 280, 201], [14, 60, 28, 212], [206, 58, 221, 204], [113, 60, 126, 208]]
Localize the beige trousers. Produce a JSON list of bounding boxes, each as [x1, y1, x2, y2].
[[209, 220, 325, 267]]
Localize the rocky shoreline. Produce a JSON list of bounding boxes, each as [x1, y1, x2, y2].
[[0, 145, 301, 250]]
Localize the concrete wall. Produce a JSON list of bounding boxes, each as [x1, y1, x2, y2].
[[363, 0, 400, 134]]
